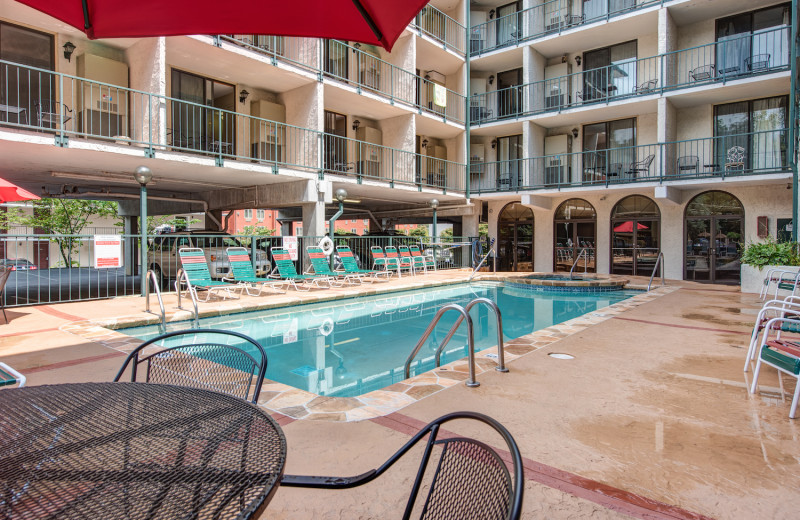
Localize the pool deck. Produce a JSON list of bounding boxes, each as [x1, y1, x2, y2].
[[1, 271, 797, 519]]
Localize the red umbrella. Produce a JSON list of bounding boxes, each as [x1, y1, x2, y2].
[[0, 178, 40, 203], [613, 221, 648, 233], [13, 0, 429, 51]]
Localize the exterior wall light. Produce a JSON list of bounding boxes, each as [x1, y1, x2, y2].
[[63, 41, 76, 62], [352, 119, 361, 132], [239, 89, 249, 104]]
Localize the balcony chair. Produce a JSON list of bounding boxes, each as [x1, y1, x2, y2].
[[606, 162, 623, 177], [688, 65, 715, 82], [725, 146, 746, 172], [564, 14, 584, 26], [675, 155, 699, 176], [35, 99, 72, 128], [625, 154, 655, 178], [633, 79, 658, 95], [745, 54, 771, 72], [281, 411, 524, 520], [114, 329, 268, 404]]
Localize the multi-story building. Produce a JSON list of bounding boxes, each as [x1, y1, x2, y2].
[[0, 0, 797, 287]]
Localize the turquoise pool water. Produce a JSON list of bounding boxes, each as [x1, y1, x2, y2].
[[124, 282, 637, 397]]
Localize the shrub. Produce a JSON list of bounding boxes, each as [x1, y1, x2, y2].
[[740, 237, 800, 268]]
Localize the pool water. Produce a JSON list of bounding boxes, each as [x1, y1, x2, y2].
[[124, 282, 637, 397]]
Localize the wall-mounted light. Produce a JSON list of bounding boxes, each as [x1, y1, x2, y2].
[[489, 9, 495, 19], [63, 41, 76, 62], [239, 89, 249, 104], [353, 42, 361, 53], [561, 54, 568, 64], [571, 128, 579, 139], [424, 73, 431, 81], [574, 55, 582, 66], [421, 138, 428, 149], [352, 119, 361, 132], [488, 74, 495, 86], [491, 139, 497, 149]]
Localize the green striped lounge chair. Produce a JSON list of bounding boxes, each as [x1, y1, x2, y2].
[[177, 247, 240, 302], [750, 317, 800, 418], [269, 247, 331, 291], [409, 244, 436, 273], [370, 246, 393, 273], [306, 245, 353, 286], [0, 362, 26, 388], [385, 246, 413, 277], [336, 245, 391, 282], [225, 247, 285, 296]]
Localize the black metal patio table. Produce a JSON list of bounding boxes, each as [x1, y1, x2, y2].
[[0, 382, 286, 520]]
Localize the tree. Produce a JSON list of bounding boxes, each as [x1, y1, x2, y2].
[[0, 199, 119, 267], [439, 227, 454, 242], [479, 222, 488, 239], [407, 226, 429, 238], [238, 225, 276, 246]]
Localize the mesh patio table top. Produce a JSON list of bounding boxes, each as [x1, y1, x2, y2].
[[0, 382, 286, 520]]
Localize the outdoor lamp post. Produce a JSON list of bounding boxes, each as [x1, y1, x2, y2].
[[329, 188, 347, 268], [430, 198, 439, 264], [134, 166, 153, 297]]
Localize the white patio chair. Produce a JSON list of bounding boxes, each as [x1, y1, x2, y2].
[[749, 316, 800, 418]]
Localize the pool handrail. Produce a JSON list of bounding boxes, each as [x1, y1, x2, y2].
[[647, 252, 665, 291], [569, 248, 589, 279], [404, 303, 479, 387], [175, 268, 200, 328], [434, 297, 507, 373], [469, 238, 496, 281], [145, 269, 166, 331]]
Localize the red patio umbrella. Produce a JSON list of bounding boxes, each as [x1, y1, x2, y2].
[[13, 0, 430, 51], [613, 221, 648, 233], [0, 178, 40, 203]]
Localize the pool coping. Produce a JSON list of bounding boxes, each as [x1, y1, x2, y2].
[[60, 274, 676, 422]]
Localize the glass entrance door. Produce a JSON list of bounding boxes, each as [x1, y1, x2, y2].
[[685, 217, 742, 283], [497, 203, 534, 272], [611, 219, 660, 276], [714, 218, 743, 283]]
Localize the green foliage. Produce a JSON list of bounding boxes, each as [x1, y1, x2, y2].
[[740, 237, 800, 268], [238, 225, 276, 246], [407, 226, 429, 238], [479, 222, 488, 239], [439, 227, 454, 242]]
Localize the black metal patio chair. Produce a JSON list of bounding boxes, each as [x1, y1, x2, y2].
[[0, 265, 11, 323], [34, 99, 72, 128], [114, 328, 268, 403], [625, 154, 655, 178], [633, 79, 658, 94], [281, 411, 524, 520], [676, 155, 699, 175]]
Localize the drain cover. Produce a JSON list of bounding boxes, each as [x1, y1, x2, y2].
[[548, 353, 575, 360]]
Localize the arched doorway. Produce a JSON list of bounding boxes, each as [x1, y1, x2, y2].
[[554, 199, 596, 272], [685, 191, 744, 284], [611, 195, 661, 276], [498, 203, 534, 272]]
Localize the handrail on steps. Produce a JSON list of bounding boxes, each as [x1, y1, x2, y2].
[[469, 238, 496, 281], [145, 270, 166, 330], [570, 248, 589, 279], [175, 269, 199, 328], [434, 297, 507, 373], [648, 251, 665, 291]]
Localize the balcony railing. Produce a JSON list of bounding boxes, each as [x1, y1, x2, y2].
[[218, 37, 465, 125], [470, 27, 791, 124], [0, 59, 466, 193], [412, 5, 466, 55], [471, 0, 666, 56], [471, 129, 789, 193]]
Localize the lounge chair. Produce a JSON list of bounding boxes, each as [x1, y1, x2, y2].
[[370, 245, 393, 272], [760, 268, 800, 300], [224, 247, 285, 296], [336, 245, 391, 282], [749, 317, 800, 418], [397, 245, 419, 275], [306, 245, 355, 286], [0, 362, 26, 388], [744, 296, 800, 371], [177, 247, 241, 302], [409, 244, 436, 273], [269, 247, 331, 291], [385, 245, 414, 277]]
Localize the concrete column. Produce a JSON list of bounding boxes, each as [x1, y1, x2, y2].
[[125, 37, 166, 146], [658, 7, 677, 90], [532, 207, 553, 272], [658, 98, 677, 177], [205, 210, 223, 231], [302, 200, 326, 238], [462, 213, 479, 238]]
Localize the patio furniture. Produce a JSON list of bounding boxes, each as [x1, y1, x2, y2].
[[177, 247, 241, 302], [269, 246, 331, 290], [725, 145, 746, 172], [606, 162, 623, 177], [633, 79, 658, 94], [745, 53, 771, 72], [224, 246, 285, 296], [749, 317, 800, 418], [676, 155, 699, 175], [397, 245, 420, 275], [409, 244, 437, 273], [281, 411, 524, 520], [370, 245, 393, 272], [34, 99, 72, 128], [688, 65, 715, 82], [760, 268, 800, 300], [0, 382, 285, 519], [336, 245, 391, 282], [0, 362, 25, 388], [564, 13, 584, 26], [625, 154, 655, 178], [744, 296, 800, 371], [306, 245, 355, 285], [0, 265, 12, 322], [114, 328, 268, 402], [385, 245, 414, 277], [0, 104, 28, 125]]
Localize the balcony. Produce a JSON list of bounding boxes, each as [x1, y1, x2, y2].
[[470, 0, 666, 56], [470, 27, 791, 124], [412, 5, 466, 56], [471, 129, 789, 193], [0, 59, 467, 194]]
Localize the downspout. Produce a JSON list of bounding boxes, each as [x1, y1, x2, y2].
[[465, 6, 472, 201], [74, 192, 217, 227], [791, 0, 799, 240], [329, 199, 344, 268]]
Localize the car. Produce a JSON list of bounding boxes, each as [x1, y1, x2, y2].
[[0, 259, 38, 271], [147, 231, 270, 283]]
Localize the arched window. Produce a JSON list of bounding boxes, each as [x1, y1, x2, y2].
[[684, 191, 744, 284], [611, 196, 661, 276], [554, 199, 596, 272], [497, 203, 534, 272]]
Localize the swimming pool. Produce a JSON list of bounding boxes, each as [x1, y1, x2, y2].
[[124, 282, 638, 397]]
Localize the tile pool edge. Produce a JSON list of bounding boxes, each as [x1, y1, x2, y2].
[[60, 280, 678, 422]]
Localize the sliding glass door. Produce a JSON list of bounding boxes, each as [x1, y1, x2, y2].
[[716, 3, 790, 77], [496, 134, 523, 189], [582, 118, 636, 180], [495, 1, 521, 46], [582, 41, 636, 102], [714, 96, 787, 173], [171, 70, 235, 153], [0, 22, 54, 125]]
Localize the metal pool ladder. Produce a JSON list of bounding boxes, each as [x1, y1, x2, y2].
[[570, 248, 589, 279], [469, 238, 496, 281], [404, 298, 507, 387], [648, 251, 665, 291], [175, 269, 200, 328], [145, 270, 166, 330]]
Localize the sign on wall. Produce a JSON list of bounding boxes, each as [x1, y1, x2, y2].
[[283, 236, 298, 261], [94, 235, 122, 269]]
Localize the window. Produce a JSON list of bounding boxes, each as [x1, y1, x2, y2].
[[716, 4, 791, 76], [582, 118, 636, 179], [714, 96, 788, 172], [244, 209, 253, 220], [257, 209, 265, 221], [296, 227, 303, 235], [363, 219, 369, 225], [496, 134, 523, 189], [582, 41, 637, 101], [351, 228, 357, 234], [0, 22, 54, 123], [170, 69, 235, 152]]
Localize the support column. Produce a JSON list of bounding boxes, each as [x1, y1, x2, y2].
[[123, 216, 138, 277]]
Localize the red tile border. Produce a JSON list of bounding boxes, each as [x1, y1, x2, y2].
[[37, 305, 85, 322], [23, 351, 126, 374], [373, 413, 713, 520], [612, 316, 749, 335], [0, 327, 61, 338]]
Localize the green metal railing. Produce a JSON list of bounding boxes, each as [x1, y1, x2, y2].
[[471, 27, 791, 123], [470, 0, 666, 56], [412, 5, 466, 55], [471, 129, 790, 193], [0, 59, 466, 192]]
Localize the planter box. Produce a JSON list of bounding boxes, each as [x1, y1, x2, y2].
[[741, 264, 800, 294]]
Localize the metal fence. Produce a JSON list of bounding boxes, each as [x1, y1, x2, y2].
[[0, 233, 475, 308], [413, 5, 466, 55]]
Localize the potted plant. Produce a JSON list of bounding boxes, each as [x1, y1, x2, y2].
[[740, 237, 800, 294]]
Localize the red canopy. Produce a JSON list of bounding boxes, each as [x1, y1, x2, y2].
[[613, 221, 648, 233], [14, 0, 429, 51], [0, 178, 40, 203]]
